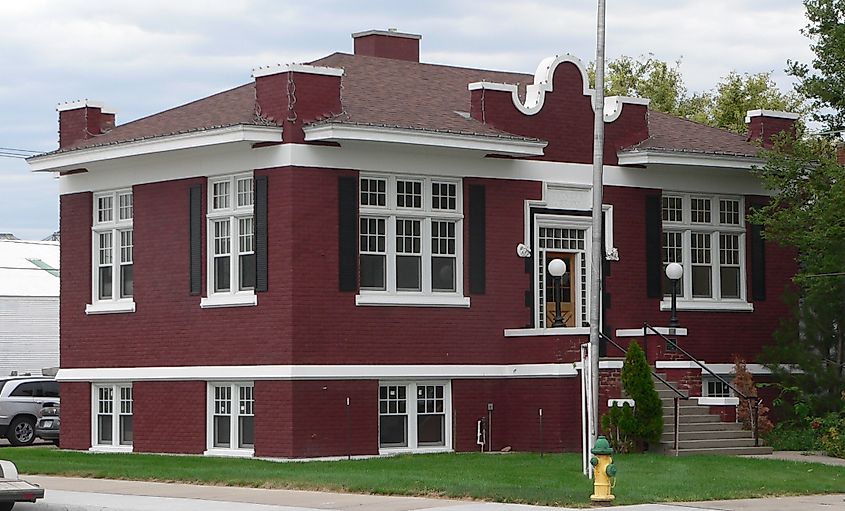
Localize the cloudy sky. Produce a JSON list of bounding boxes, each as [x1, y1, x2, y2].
[[0, 0, 813, 240]]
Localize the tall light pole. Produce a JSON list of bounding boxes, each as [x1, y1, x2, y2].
[[589, 0, 607, 455]]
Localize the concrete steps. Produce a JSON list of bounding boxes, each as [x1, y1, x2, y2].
[[652, 372, 771, 457]]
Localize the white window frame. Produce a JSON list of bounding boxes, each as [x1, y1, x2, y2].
[[201, 174, 257, 309], [531, 214, 593, 335], [86, 189, 135, 314], [660, 193, 752, 312], [90, 383, 133, 453], [703, 377, 733, 398], [378, 381, 452, 454], [357, 174, 469, 308], [205, 381, 255, 457]]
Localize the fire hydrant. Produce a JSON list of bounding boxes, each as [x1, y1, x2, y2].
[[589, 436, 617, 503]]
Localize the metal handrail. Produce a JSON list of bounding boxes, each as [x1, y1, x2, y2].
[[599, 331, 689, 400], [642, 322, 761, 446], [598, 331, 689, 454]]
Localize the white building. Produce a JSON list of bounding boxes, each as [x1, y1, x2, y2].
[[0, 238, 59, 376]]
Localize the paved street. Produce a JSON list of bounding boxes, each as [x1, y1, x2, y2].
[[7, 476, 845, 511]]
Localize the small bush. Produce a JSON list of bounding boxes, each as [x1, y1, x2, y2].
[[732, 356, 773, 436], [620, 341, 663, 451], [601, 403, 636, 453], [765, 422, 819, 451], [816, 413, 845, 458]]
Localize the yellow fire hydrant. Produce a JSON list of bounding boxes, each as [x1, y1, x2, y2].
[[589, 436, 617, 503]]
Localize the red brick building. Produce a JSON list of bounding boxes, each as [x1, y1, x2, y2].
[[29, 30, 797, 457]]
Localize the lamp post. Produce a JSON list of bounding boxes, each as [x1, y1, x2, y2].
[[665, 262, 683, 329], [548, 258, 567, 327]]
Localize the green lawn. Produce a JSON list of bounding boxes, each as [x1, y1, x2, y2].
[[1, 447, 842, 507]]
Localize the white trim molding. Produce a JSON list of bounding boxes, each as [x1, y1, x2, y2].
[[616, 149, 761, 170], [251, 63, 344, 79], [695, 396, 739, 406], [615, 327, 688, 337], [659, 300, 754, 312], [655, 361, 707, 369], [744, 109, 800, 124], [504, 327, 590, 337], [303, 123, 546, 156], [574, 360, 624, 371], [356, 295, 470, 308], [56, 363, 580, 382], [28, 125, 283, 172], [468, 54, 648, 120], [704, 363, 773, 375]]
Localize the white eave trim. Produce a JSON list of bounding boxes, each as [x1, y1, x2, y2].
[[617, 149, 762, 170], [303, 124, 547, 157], [27, 125, 283, 172], [55, 363, 579, 382]]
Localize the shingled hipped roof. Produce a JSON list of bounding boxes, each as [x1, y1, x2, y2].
[[46, 51, 763, 160]]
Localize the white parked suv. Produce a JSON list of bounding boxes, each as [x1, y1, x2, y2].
[[0, 377, 60, 446]]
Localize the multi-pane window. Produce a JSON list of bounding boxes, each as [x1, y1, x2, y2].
[[359, 175, 463, 297], [94, 384, 133, 448], [379, 382, 450, 451], [705, 379, 732, 398], [92, 190, 133, 305], [208, 175, 254, 295], [661, 194, 746, 302], [209, 383, 254, 452]]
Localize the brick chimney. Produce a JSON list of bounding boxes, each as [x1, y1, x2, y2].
[[57, 100, 115, 149], [352, 29, 421, 62], [252, 64, 343, 144], [745, 109, 799, 149]]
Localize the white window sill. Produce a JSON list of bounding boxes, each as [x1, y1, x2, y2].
[[204, 448, 255, 458], [89, 445, 133, 453], [696, 397, 739, 406], [355, 294, 470, 308], [659, 299, 753, 312], [504, 327, 590, 337], [608, 399, 634, 407], [616, 327, 687, 337], [201, 293, 257, 309], [85, 301, 136, 315], [379, 446, 452, 455]]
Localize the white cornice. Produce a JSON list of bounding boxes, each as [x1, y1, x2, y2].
[[303, 123, 547, 156], [55, 363, 579, 382], [617, 149, 762, 170], [467, 54, 649, 121], [744, 109, 800, 123], [251, 63, 344, 79], [27, 125, 283, 172]]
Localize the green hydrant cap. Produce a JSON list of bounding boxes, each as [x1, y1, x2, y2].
[[591, 436, 614, 455]]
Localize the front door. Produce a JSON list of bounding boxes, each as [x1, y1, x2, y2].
[[545, 252, 576, 327]]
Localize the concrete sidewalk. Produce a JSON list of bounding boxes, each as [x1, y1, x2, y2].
[[16, 475, 845, 511]]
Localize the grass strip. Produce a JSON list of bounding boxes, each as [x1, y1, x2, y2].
[[1, 447, 842, 507]]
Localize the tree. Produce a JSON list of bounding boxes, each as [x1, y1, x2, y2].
[[787, 0, 845, 132], [751, 135, 845, 416], [590, 56, 802, 133], [749, 0, 845, 418]]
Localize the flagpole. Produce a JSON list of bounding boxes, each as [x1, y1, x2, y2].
[[589, 0, 607, 454]]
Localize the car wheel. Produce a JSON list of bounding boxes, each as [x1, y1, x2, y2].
[[7, 416, 35, 446]]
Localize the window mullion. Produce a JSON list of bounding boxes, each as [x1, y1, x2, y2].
[[682, 230, 692, 299], [229, 216, 238, 294], [386, 216, 397, 293], [408, 384, 417, 449], [422, 218, 432, 294], [111, 228, 120, 301], [112, 385, 120, 446], [711, 231, 721, 300]]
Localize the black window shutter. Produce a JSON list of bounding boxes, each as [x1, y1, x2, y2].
[[751, 224, 766, 301], [255, 175, 269, 292], [469, 185, 486, 294], [645, 195, 662, 298], [189, 185, 202, 295], [338, 176, 358, 292]]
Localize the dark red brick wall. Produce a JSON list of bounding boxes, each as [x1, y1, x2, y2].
[[289, 380, 379, 458], [254, 72, 341, 144], [470, 60, 648, 165], [254, 380, 294, 457], [59, 107, 112, 149], [452, 378, 581, 453], [60, 175, 293, 369], [354, 34, 420, 62], [133, 381, 206, 454], [603, 185, 795, 364], [58, 382, 90, 450]]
